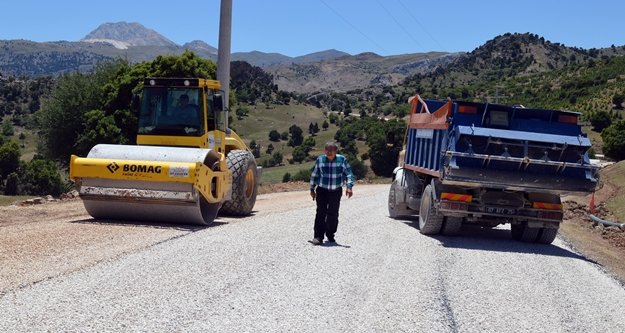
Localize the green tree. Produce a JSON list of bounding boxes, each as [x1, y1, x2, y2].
[[288, 124, 304, 147], [1, 119, 14, 137], [613, 94, 624, 109], [282, 172, 291, 183], [18, 159, 63, 196], [249, 140, 261, 158], [367, 119, 406, 177], [348, 156, 368, 180], [268, 129, 281, 141], [589, 111, 613, 132], [292, 146, 307, 163], [4, 172, 18, 195], [292, 168, 312, 182], [602, 120, 625, 161], [322, 120, 329, 130], [272, 151, 284, 166], [302, 136, 316, 153], [75, 110, 125, 154], [38, 52, 217, 164], [266, 143, 274, 154], [38, 65, 119, 162], [0, 141, 20, 179], [340, 140, 358, 159]]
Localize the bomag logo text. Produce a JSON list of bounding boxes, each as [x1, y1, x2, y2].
[[123, 164, 162, 174]]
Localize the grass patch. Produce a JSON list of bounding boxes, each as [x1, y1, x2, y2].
[[260, 161, 314, 184], [0, 195, 34, 206], [232, 103, 341, 160]]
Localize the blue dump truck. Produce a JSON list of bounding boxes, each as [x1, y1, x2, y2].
[[388, 95, 599, 244]]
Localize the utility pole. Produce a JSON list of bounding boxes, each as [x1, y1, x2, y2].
[[217, 0, 232, 110], [486, 84, 506, 104]]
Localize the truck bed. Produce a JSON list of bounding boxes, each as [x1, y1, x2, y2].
[[402, 96, 598, 194]]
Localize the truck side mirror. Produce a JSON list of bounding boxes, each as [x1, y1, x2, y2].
[[130, 94, 141, 114]]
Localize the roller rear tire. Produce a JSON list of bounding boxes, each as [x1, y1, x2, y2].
[[220, 150, 258, 216]]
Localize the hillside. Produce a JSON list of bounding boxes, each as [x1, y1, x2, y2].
[[397, 33, 625, 110]]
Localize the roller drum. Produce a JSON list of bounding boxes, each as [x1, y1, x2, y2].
[[78, 144, 221, 225]]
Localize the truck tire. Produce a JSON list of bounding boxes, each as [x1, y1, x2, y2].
[[535, 227, 558, 244], [510, 222, 540, 243], [220, 150, 258, 216], [388, 180, 413, 218], [441, 217, 462, 236], [388, 181, 401, 218], [419, 185, 443, 235]]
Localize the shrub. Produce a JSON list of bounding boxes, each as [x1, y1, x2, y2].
[[292, 168, 312, 182], [349, 158, 369, 180], [602, 120, 625, 161], [282, 172, 291, 183], [4, 172, 18, 195], [0, 141, 20, 179], [18, 159, 63, 196]]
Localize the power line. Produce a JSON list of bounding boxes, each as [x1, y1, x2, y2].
[[375, 0, 427, 53], [396, 0, 447, 51], [318, 0, 388, 54]]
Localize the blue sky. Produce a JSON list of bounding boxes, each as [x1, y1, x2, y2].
[[1, 0, 624, 57]]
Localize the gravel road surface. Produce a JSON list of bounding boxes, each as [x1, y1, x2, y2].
[[1, 184, 625, 332]]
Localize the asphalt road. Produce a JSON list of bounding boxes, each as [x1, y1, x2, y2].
[[1, 184, 625, 332]]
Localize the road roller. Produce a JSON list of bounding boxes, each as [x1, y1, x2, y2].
[[69, 77, 259, 225]]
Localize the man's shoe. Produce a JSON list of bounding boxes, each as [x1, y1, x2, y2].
[[327, 236, 335, 243], [310, 238, 323, 245]]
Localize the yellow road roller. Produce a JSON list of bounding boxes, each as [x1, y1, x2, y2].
[[69, 77, 259, 225]]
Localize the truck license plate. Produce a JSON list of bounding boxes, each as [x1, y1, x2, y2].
[[485, 207, 516, 215]]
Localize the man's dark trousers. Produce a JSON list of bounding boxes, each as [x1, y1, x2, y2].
[[314, 187, 343, 240]]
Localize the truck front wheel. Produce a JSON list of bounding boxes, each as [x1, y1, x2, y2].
[[419, 185, 443, 235]]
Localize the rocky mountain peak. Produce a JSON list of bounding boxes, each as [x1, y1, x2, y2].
[[183, 40, 217, 55], [81, 22, 177, 48]]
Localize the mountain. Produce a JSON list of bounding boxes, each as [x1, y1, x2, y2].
[[183, 40, 217, 55], [267, 51, 458, 93], [81, 22, 177, 48], [292, 49, 350, 63]]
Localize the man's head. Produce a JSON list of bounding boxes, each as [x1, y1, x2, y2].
[[179, 94, 189, 106], [325, 141, 338, 160]]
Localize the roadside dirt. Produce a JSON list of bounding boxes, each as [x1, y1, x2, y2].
[[559, 163, 625, 284]]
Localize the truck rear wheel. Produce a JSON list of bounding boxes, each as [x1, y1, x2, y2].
[[511, 222, 540, 242], [419, 185, 443, 235], [220, 150, 258, 216], [535, 227, 558, 244], [441, 217, 462, 236]]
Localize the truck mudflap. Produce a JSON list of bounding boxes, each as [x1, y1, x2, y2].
[[445, 125, 599, 193]]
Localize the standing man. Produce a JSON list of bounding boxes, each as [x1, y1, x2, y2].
[[309, 141, 355, 245]]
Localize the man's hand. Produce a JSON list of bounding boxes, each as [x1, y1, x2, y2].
[[310, 190, 316, 201], [346, 188, 353, 198]]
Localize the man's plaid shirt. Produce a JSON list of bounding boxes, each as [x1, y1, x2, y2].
[[310, 154, 355, 191]]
